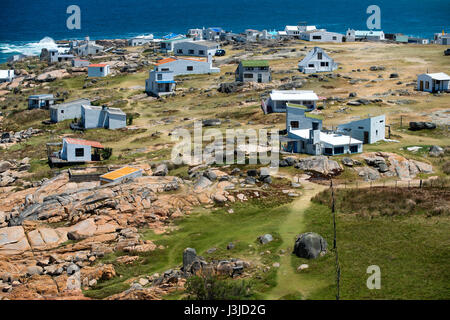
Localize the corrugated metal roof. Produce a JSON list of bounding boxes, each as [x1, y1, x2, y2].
[[425, 72, 450, 80], [100, 166, 141, 181], [64, 138, 104, 149]]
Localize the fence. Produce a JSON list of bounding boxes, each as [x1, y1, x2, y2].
[[328, 177, 448, 300]]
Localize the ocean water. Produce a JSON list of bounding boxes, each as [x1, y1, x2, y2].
[[0, 0, 449, 62]]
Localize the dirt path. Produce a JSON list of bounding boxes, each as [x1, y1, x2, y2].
[[264, 179, 327, 300]]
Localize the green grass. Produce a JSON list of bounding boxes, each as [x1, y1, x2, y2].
[[84, 197, 292, 299], [299, 195, 450, 299]]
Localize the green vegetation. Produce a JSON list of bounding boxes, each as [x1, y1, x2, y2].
[[185, 274, 253, 300], [302, 189, 450, 299]]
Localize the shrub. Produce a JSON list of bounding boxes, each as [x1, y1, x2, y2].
[[184, 273, 252, 300], [101, 147, 113, 160]]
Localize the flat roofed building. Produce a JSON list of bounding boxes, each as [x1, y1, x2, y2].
[[50, 98, 91, 123], [100, 166, 143, 184], [235, 60, 271, 83]]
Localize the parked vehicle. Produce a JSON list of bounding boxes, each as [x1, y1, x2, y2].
[[215, 49, 226, 56]]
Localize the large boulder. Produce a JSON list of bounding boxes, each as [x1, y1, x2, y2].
[[409, 122, 436, 131], [258, 234, 273, 244], [153, 163, 168, 176], [182, 248, 197, 271], [295, 156, 342, 176], [0, 161, 12, 173], [0, 226, 31, 255], [429, 145, 444, 157], [293, 232, 327, 259]]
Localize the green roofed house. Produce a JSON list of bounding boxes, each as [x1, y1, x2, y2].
[[235, 60, 271, 83]]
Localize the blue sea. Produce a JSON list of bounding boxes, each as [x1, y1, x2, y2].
[[0, 0, 449, 63]]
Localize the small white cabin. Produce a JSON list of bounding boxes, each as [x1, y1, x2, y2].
[[88, 64, 110, 77], [417, 72, 450, 93]]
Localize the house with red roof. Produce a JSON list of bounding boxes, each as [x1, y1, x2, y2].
[[88, 63, 110, 77], [59, 138, 105, 163]]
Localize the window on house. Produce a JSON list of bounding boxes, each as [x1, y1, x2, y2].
[[317, 52, 322, 59], [291, 121, 299, 129], [244, 73, 253, 78], [425, 81, 429, 89], [301, 141, 305, 149], [61, 110, 64, 113], [161, 68, 169, 71], [333, 36, 337, 40], [100, 68, 103, 72], [188, 49, 194, 54], [350, 145, 358, 153], [334, 147, 344, 154], [320, 62, 326, 66], [308, 64, 314, 67], [187, 66, 193, 71], [75, 148, 84, 157], [245, 67, 254, 71], [358, 126, 364, 129], [313, 36, 322, 40], [157, 74, 162, 80], [312, 122, 319, 130], [177, 49, 183, 54], [199, 50, 205, 55]]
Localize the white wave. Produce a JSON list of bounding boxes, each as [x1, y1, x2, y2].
[[0, 36, 68, 57]]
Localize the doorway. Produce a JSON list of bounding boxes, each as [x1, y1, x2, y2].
[[258, 74, 262, 83], [364, 131, 369, 144]]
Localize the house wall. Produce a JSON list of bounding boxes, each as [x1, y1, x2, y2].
[[173, 41, 219, 57], [88, 66, 109, 77], [236, 64, 271, 83], [155, 59, 219, 76], [28, 96, 54, 110], [298, 48, 338, 73], [146, 71, 175, 96], [72, 60, 90, 67], [0, 70, 14, 83], [321, 141, 363, 155], [301, 31, 343, 43], [50, 99, 90, 122], [337, 115, 386, 144], [61, 140, 92, 162], [107, 112, 127, 129], [286, 106, 323, 130], [417, 74, 450, 92]]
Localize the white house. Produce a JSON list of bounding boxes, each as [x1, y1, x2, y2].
[[128, 34, 154, 46], [71, 37, 104, 56], [72, 59, 90, 68], [298, 47, 338, 73], [159, 37, 192, 53], [88, 64, 110, 77], [433, 32, 450, 45], [153, 56, 219, 76], [41, 49, 74, 64], [202, 27, 225, 41], [346, 29, 385, 41], [174, 40, 220, 57], [80, 105, 126, 130], [337, 115, 386, 144], [145, 70, 176, 96], [417, 72, 450, 93], [262, 90, 319, 113], [0, 70, 14, 83], [300, 30, 344, 43], [281, 104, 363, 155], [60, 138, 104, 162], [50, 98, 91, 123], [187, 29, 204, 40], [283, 24, 317, 38]]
